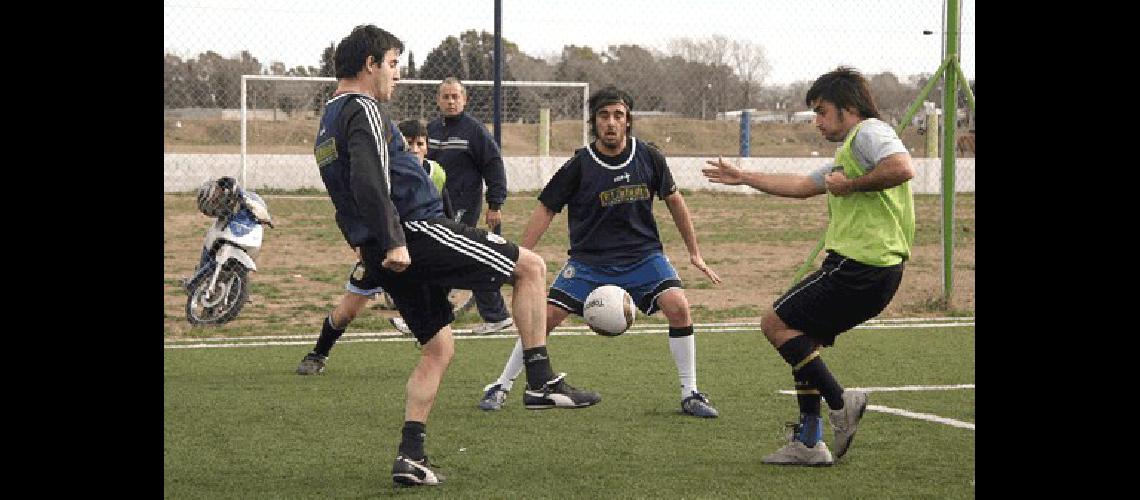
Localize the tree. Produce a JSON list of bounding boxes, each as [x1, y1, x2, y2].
[[405, 51, 417, 78], [729, 39, 770, 110], [420, 36, 463, 81]]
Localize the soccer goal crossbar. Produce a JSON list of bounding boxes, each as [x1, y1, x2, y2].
[[239, 75, 589, 187]]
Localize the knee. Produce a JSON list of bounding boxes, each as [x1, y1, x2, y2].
[[330, 310, 356, 329], [423, 335, 455, 365], [515, 249, 545, 281], [760, 312, 784, 341], [658, 291, 691, 322]]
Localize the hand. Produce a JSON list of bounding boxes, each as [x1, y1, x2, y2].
[[382, 246, 411, 273], [701, 156, 744, 185], [824, 171, 855, 196], [485, 208, 502, 230], [690, 254, 722, 284]]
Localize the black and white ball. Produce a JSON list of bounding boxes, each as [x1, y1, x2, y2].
[[583, 285, 635, 336]]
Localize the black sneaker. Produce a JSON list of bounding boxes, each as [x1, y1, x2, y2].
[[523, 373, 601, 409], [295, 352, 327, 375], [392, 454, 444, 486]]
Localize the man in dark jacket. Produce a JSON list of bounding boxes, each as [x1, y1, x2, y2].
[[427, 77, 513, 335]]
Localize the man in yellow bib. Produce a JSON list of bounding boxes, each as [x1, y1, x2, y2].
[[702, 66, 915, 467]]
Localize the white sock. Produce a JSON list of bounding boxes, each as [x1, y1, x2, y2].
[[496, 338, 526, 392], [669, 334, 698, 399]]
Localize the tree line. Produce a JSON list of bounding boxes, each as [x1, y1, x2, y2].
[[164, 31, 973, 126]]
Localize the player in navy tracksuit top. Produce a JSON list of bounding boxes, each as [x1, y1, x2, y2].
[[475, 86, 724, 419], [427, 78, 512, 333], [299, 25, 600, 489]]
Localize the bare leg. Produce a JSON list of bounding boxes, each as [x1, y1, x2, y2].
[[404, 326, 455, 423], [510, 248, 548, 349]]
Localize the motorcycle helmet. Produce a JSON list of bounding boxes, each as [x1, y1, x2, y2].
[[196, 176, 240, 217]]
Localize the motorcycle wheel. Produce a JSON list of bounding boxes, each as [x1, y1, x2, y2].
[[186, 263, 250, 325]]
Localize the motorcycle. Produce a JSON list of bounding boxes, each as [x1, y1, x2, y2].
[[184, 178, 273, 325]]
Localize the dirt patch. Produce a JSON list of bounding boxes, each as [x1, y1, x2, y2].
[[164, 192, 974, 337]]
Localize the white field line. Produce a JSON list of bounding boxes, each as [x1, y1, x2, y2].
[[165, 318, 974, 346], [778, 384, 975, 394], [866, 405, 975, 430], [778, 384, 975, 430]]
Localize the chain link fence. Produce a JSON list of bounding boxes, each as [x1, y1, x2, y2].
[[165, 0, 974, 193]]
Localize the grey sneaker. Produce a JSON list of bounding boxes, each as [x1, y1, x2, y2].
[[829, 390, 869, 460], [296, 352, 327, 375], [471, 317, 514, 335], [761, 423, 834, 466], [478, 383, 509, 411], [681, 391, 720, 418], [392, 454, 444, 486], [389, 316, 412, 335], [523, 373, 601, 409]]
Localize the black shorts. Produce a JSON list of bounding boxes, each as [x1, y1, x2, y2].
[[355, 218, 520, 344], [773, 251, 904, 346]]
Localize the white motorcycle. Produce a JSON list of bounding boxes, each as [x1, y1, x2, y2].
[[184, 177, 273, 325]]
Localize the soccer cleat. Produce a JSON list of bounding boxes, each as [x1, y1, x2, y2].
[[471, 317, 514, 335], [478, 383, 509, 411], [829, 389, 869, 460], [295, 352, 327, 375], [761, 423, 835, 466], [681, 391, 720, 418], [523, 373, 601, 409], [389, 316, 412, 335], [391, 454, 444, 486]]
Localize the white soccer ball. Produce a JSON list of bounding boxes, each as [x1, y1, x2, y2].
[[583, 285, 635, 337]]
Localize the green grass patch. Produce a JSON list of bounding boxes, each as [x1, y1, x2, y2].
[[166, 326, 974, 498]]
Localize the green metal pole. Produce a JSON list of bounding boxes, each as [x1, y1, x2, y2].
[[955, 62, 975, 113], [941, 0, 960, 304], [896, 60, 949, 135]]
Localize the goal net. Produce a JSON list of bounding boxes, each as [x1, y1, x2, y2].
[[234, 76, 588, 191]]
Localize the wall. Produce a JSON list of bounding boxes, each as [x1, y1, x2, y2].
[[163, 154, 975, 194]]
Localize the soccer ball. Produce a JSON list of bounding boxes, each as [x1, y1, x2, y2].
[[583, 285, 635, 336]]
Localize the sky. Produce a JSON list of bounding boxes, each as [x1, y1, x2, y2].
[[164, 0, 975, 86]]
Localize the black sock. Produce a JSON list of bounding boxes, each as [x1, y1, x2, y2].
[[669, 325, 694, 337], [794, 376, 822, 417], [777, 335, 844, 410], [523, 346, 556, 390], [398, 421, 426, 461], [313, 315, 345, 357]]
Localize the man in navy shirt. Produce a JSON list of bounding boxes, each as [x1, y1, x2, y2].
[[427, 78, 513, 335], [300, 25, 600, 488], [475, 86, 724, 419]]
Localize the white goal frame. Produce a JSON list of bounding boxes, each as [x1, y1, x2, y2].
[[239, 75, 589, 187]]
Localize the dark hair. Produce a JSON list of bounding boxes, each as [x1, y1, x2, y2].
[[398, 119, 427, 139], [805, 66, 880, 119], [587, 86, 634, 138], [334, 25, 404, 79]]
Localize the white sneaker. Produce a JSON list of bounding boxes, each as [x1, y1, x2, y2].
[[389, 316, 412, 335], [471, 317, 514, 335], [829, 390, 869, 459]]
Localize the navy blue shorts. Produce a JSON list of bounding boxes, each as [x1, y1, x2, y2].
[[773, 251, 904, 346], [357, 218, 519, 344], [547, 252, 682, 316]]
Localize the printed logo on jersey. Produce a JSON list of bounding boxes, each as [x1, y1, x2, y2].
[[561, 264, 575, 279], [613, 172, 631, 183], [599, 184, 651, 207], [486, 233, 507, 245], [315, 137, 338, 167]]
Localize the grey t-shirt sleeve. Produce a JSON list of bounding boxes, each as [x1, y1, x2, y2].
[[809, 162, 835, 189], [851, 119, 908, 172]]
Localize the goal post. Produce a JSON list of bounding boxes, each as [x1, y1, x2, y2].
[[239, 75, 588, 188]]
